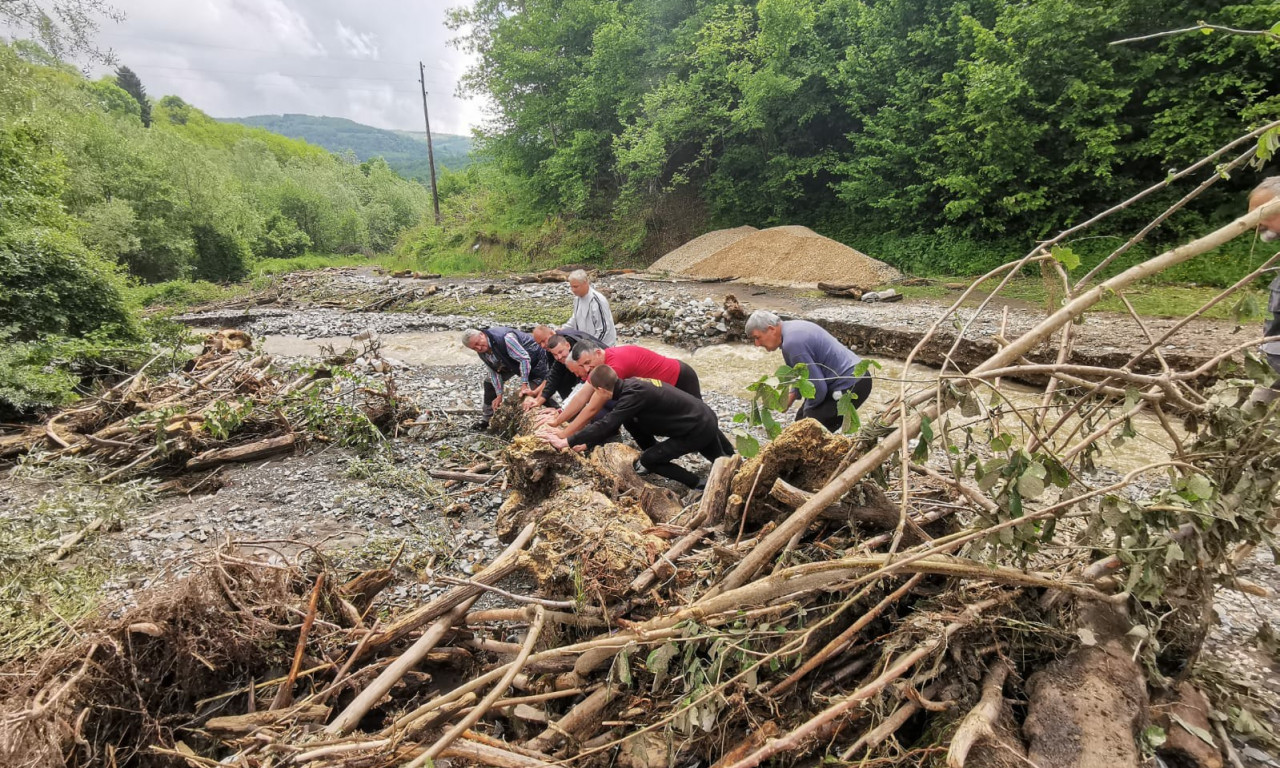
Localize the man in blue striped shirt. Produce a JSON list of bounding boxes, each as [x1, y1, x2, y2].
[[462, 326, 552, 430]]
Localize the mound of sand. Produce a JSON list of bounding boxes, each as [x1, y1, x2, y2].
[[685, 226, 900, 287], [648, 225, 758, 274]]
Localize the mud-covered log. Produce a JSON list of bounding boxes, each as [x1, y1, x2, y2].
[[769, 477, 908, 535], [491, 394, 678, 598], [1023, 644, 1148, 768]]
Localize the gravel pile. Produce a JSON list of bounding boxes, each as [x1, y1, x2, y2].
[[686, 226, 901, 288], [648, 226, 757, 274]]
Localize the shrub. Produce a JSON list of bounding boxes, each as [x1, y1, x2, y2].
[[0, 228, 135, 342]]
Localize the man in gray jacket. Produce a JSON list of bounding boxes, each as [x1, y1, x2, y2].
[[563, 270, 617, 346], [1248, 178, 1280, 385], [746, 310, 872, 432]]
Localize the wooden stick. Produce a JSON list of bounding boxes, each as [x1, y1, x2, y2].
[[724, 596, 1007, 768], [364, 523, 535, 654], [327, 594, 480, 734], [44, 517, 105, 564], [524, 683, 618, 754], [270, 572, 324, 710], [186, 434, 297, 470], [697, 454, 742, 526], [409, 606, 548, 767], [429, 469, 499, 483], [628, 526, 714, 594], [946, 660, 1011, 767], [839, 683, 941, 759], [768, 573, 925, 697]]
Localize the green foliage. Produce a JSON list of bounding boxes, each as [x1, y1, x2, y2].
[[113, 65, 150, 127], [447, 0, 1280, 282], [0, 228, 135, 340], [222, 114, 473, 181], [0, 328, 158, 418], [0, 41, 430, 291], [731, 362, 871, 456]]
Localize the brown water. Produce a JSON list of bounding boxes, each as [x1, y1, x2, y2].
[[259, 331, 1180, 474]]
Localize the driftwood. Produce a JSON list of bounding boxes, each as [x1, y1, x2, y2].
[[817, 281, 866, 299]]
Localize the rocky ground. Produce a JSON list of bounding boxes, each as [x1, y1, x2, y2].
[[5, 267, 1279, 763]]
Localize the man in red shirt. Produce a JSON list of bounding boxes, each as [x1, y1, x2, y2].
[[541, 340, 702, 439]]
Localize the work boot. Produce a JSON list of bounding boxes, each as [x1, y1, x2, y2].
[[470, 418, 491, 432], [632, 458, 650, 476]]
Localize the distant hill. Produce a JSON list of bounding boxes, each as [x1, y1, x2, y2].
[[219, 114, 473, 183]]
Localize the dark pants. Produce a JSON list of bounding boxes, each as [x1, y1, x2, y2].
[[797, 375, 873, 432], [675, 361, 702, 399], [628, 422, 734, 489]]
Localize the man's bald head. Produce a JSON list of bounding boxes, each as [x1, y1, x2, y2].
[[1249, 177, 1280, 242]]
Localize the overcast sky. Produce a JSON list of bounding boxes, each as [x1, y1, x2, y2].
[[63, 0, 483, 135]]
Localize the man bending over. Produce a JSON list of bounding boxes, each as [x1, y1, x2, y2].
[[745, 310, 873, 432], [462, 326, 552, 430], [543, 340, 702, 439], [542, 364, 733, 489]]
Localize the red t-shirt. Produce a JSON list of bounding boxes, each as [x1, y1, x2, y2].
[[604, 346, 681, 386]]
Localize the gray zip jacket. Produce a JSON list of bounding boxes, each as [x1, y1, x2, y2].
[[565, 287, 617, 346]]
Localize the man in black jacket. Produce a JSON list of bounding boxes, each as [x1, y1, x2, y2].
[[522, 325, 607, 409], [540, 364, 734, 489], [462, 326, 552, 430]]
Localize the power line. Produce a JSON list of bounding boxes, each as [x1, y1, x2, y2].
[[99, 30, 461, 73], [126, 61, 456, 89], [141, 71, 426, 96]]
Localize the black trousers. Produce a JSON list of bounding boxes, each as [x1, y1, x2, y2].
[[796, 375, 873, 432], [627, 422, 734, 489], [674, 361, 702, 399]]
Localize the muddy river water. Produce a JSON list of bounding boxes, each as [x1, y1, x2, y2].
[[261, 331, 1181, 475]]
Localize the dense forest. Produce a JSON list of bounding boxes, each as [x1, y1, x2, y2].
[[0, 40, 431, 413], [221, 114, 473, 182], [422, 0, 1280, 279]]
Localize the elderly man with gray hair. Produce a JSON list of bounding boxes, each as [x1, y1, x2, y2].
[[1248, 177, 1280, 386], [745, 310, 873, 432], [461, 326, 553, 431], [562, 269, 617, 346]]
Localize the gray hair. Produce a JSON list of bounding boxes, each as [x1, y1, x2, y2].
[[570, 339, 604, 362], [744, 310, 782, 336], [461, 328, 484, 347], [567, 269, 589, 284], [1255, 176, 1280, 196]]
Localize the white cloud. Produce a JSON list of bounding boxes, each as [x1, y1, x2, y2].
[[335, 21, 378, 60], [66, 0, 482, 134]]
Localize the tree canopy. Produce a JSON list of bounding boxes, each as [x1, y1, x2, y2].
[[449, 0, 1280, 275]]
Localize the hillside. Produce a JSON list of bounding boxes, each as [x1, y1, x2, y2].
[[220, 114, 473, 181]]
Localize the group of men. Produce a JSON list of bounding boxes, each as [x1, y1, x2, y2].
[[461, 270, 874, 490]]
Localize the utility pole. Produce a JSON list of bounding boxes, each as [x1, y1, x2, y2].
[[418, 61, 441, 224]]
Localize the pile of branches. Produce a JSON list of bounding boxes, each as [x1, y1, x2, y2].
[[5, 132, 1280, 768], [0, 332, 413, 483]]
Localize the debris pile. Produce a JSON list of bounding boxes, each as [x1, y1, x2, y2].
[[0, 333, 414, 480], [4, 198, 1280, 768]]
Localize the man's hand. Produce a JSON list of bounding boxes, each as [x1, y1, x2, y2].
[[534, 409, 560, 426], [493, 394, 503, 410], [785, 390, 799, 411], [571, 443, 587, 453], [522, 396, 546, 412], [539, 429, 569, 450]]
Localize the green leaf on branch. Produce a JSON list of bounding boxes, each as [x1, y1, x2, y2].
[[734, 430, 761, 458], [912, 417, 934, 462], [1050, 245, 1080, 272]]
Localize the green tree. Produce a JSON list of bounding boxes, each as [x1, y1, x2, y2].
[[114, 65, 150, 127]]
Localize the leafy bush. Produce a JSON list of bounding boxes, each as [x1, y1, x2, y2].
[[0, 228, 135, 342], [0, 330, 147, 418]]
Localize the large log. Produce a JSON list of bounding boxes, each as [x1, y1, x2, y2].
[[185, 434, 298, 470]]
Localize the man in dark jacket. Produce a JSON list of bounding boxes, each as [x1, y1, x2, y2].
[[462, 326, 552, 430], [541, 364, 733, 489], [522, 325, 607, 408]]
